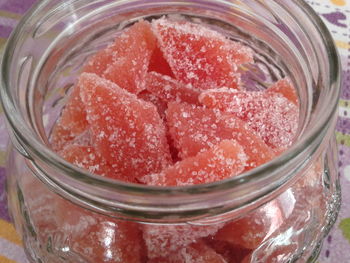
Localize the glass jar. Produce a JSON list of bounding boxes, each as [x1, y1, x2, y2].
[[0, 0, 341, 262]]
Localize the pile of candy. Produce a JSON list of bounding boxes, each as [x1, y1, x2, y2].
[[47, 17, 300, 262]]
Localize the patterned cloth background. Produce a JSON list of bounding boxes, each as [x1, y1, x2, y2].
[[0, 0, 349, 262]]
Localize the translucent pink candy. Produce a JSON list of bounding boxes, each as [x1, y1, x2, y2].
[[84, 20, 157, 94], [142, 140, 247, 186], [143, 224, 224, 260], [138, 90, 168, 120], [214, 200, 284, 250], [145, 71, 201, 105], [199, 88, 299, 150], [50, 84, 88, 151], [152, 17, 253, 90], [166, 102, 275, 170], [79, 72, 172, 183], [267, 78, 298, 106]]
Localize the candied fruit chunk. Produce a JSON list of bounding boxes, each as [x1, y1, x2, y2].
[[186, 242, 228, 263], [148, 241, 227, 263], [83, 20, 154, 75], [50, 85, 88, 151], [84, 20, 157, 94], [199, 88, 299, 150], [138, 90, 168, 120], [146, 71, 200, 104], [267, 78, 298, 105], [55, 147, 147, 263], [83, 46, 115, 77], [59, 144, 115, 177], [149, 45, 175, 77], [166, 102, 275, 169], [69, 220, 145, 263], [79, 72, 172, 182], [143, 140, 247, 186], [144, 223, 224, 260], [21, 176, 58, 244], [205, 240, 252, 263], [175, 242, 228, 263], [214, 201, 284, 250], [152, 17, 253, 90], [137, 90, 180, 161], [55, 203, 145, 263]]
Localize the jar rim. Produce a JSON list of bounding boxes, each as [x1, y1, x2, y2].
[[0, 0, 341, 219]]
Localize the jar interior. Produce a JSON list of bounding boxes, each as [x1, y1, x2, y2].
[[2, 0, 340, 221], [21, 1, 312, 147]]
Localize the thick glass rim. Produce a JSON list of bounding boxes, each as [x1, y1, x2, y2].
[[0, 0, 341, 204]]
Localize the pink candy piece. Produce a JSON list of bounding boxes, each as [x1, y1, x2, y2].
[[55, 201, 145, 263], [146, 71, 201, 105], [50, 84, 88, 151], [79, 72, 172, 183], [148, 241, 227, 263], [267, 78, 298, 106], [199, 88, 299, 150], [152, 18, 253, 90], [166, 102, 275, 170], [142, 139, 247, 186], [138, 90, 168, 120], [144, 224, 224, 260], [59, 144, 114, 177], [214, 200, 284, 250], [84, 20, 157, 94]]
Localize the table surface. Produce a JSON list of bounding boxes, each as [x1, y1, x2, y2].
[[0, 0, 349, 262]]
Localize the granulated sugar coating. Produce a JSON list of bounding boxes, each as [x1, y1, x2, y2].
[[138, 90, 168, 120], [148, 241, 227, 263], [60, 144, 114, 177], [55, 203, 145, 263], [199, 87, 299, 150], [143, 224, 224, 259], [49, 16, 301, 263], [267, 78, 299, 106], [152, 17, 253, 90], [50, 84, 88, 151], [142, 140, 247, 186], [166, 102, 275, 170], [146, 71, 201, 105], [84, 20, 156, 94], [79, 72, 172, 182], [66, 220, 145, 263]]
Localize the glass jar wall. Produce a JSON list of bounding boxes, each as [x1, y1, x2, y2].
[[1, 0, 341, 262]]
